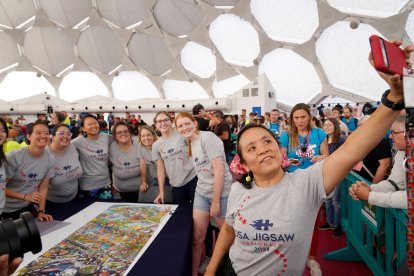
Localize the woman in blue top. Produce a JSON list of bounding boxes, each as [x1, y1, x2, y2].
[[279, 103, 328, 274], [280, 103, 328, 172]]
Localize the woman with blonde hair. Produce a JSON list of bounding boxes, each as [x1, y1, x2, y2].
[[175, 112, 232, 276], [152, 111, 197, 204], [137, 125, 159, 191]]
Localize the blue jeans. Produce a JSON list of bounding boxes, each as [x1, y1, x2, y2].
[[325, 186, 341, 227]]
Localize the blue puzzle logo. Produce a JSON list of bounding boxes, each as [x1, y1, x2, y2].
[[250, 219, 273, 231], [96, 149, 103, 154], [28, 173, 38, 179], [63, 165, 72, 170], [168, 148, 174, 153], [123, 162, 131, 166]]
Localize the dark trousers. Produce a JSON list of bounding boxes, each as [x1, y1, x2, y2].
[[119, 191, 139, 203], [171, 176, 197, 204], [2, 204, 36, 221]]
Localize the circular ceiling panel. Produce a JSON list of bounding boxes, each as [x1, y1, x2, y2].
[[0, 32, 19, 71], [180, 41, 216, 78], [128, 32, 173, 76], [24, 27, 75, 76], [97, 0, 150, 28], [40, 0, 92, 28], [251, 0, 319, 44], [153, 0, 203, 37], [316, 21, 388, 100], [259, 48, 322, 107], [327, 0, 410, 18], [77, 26, 124, 74], [209, 14, 260, 66], [112, 71, 160, 101], [163, 79, 209, 100]]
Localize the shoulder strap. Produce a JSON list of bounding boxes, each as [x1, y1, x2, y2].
[[387, 179, 400, 191]]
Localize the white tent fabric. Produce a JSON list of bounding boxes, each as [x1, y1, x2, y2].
[[0, 0, 412, 110]]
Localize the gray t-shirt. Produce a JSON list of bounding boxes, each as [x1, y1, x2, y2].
[[190, 131, 232, 198], [47, 144, 83, 203], [152, 131, 196, 187], [5, 147, 56, 213], [226, 161, 327, 276], [0, 163, 6, 214], [72, 133, 112, 190], [137, 144, 157, 181], [109, 138, 142, 192]]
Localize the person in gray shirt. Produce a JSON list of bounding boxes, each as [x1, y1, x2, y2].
[[175, 112, 232, 276], [137, 125, 159, 191], [152, 111, 197, 204], [0, 118, 8, 218], [47, 124, 83, 204], [72, 114, 113, 199], [4, 121, 55, 222], [205, 47, 411, 275], [109, 122, 142, 202]]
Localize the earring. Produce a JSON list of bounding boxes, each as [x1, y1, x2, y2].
[[245, 171, 252, 183]]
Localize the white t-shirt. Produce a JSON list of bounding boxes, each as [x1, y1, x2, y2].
[[226, 161, 327, 275], [5, 147, 56, 212], [0, 163, 6, 214], [152, 131, 196, 187], [47, 144, 83, 203], [189, 131, 232, 198]]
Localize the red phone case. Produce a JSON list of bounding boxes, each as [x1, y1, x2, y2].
[[369, 35, 407, 76]]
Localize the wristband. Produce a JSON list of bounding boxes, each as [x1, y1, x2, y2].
[[381, 89, 405, 110]]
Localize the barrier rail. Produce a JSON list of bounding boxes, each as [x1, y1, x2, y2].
[[324, 171, 407, 275]]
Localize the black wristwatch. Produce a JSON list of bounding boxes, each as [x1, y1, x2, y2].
[[381, 90, 405, 110]]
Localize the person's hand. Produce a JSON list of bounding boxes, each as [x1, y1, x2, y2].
[[349, 184, 360, 201], [154, 192, 164, 204], [0, 254, 23, 276], [140, 182, 149, 192], [355, 182, 371, 201], [38, 212, 53, 222], [26, 192, 42, 204], [210, 202, 220, 218], [369, 42, 413, 98], [310, 155, 326, 163]]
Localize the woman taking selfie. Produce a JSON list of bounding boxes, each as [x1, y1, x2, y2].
[[109, 122, 141, 202], [47, 124, 83, 204], [4, 121, 55, 221], [175, 112, 232, 276], [152, 112, 197, 204], [205, 43, 412, 276]]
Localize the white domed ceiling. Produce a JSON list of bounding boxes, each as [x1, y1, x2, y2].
[[0, 0, 412, 108]]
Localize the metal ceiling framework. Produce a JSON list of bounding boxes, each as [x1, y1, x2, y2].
[[0, 0, 412, 112]]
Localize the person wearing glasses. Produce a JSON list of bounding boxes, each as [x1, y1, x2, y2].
[[349, 114, 407, 209], [279, 103, 328, 274], [72, 114, 113, 199], [3, 121, 55, 221], [152, 111, 197, 204], [46, 123, 83, 204], [109, 122, 143, 202]]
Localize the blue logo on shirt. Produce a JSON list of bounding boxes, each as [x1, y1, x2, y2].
[[123, 162, 131, 166], [28, 173, 38, 178], [96, 149, 103, 154], [168, 148, 174, 153], [63, 165, 72, 170], [251, 219, 273, 231]]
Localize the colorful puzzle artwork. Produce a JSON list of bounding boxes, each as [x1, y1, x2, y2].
[[16, 204, 174, 275]]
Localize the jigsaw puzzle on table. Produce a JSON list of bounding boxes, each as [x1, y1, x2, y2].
[[16, 204, 174, 275]]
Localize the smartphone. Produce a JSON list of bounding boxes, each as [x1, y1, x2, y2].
[[289, 158, 300, 164], [369, 35, 407, 76]]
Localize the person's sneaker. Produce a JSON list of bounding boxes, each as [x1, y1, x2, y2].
[[318, 223, 334, 230], [307, 259, 322, 276], [198, 256, 211, 275], [332, 226, 343, 238]]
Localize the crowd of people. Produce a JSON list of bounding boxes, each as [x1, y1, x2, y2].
[[0, 41, 412, 275]]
